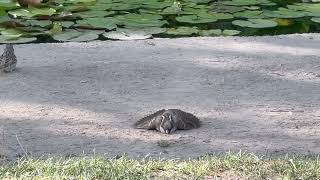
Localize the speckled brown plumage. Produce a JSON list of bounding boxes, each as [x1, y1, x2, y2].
[[135, 109, 200, 134], [0, 44, 17, 73]]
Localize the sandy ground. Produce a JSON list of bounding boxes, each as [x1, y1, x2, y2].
[[1, 34, 320, 160]]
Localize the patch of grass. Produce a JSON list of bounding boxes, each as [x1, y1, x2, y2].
[[0, 152, 320, 179]]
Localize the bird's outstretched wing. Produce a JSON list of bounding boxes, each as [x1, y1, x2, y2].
[[134, 109, 166, 129], [176, 110, 201, 130]]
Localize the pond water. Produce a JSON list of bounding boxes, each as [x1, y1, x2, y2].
[[0, 0, 319, 42]]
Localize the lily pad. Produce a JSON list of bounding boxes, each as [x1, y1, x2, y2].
[[206, 12, 233, 20], [176, 15, 218, 24], [0, 27, 37, 43], [140, 1, 172, 9], [76, 17, 117, 30], [222, 0, 275, 6], [27, 20, 52, 28], [200, 29, 241, 36], [222, 29, 241, 36], [287, 3, 320, 17], [0, 15, 14, 24], [311, 17, 320, 23], [69, 0, 96, 3], [0, 0, 20, 10], [64, 4, 89, 12], [176, 11, 233, 24], [166, 26, 199, 36], [88, 3, 112, 11], [232, 19, 277, 28], [0, 28, 24, 39], [69, 32, 99, 42], [200, 29, 222, 36], [53, 29, 99, 42], [110, 3, 140, 11], [73, 10, 115, 18], [0, 36, 37, 43], [103, 27, 165, 40], [264, 8, 306, 18], [0, 9, 5, 16], [210, 3, 246, 13], [103, 30, 150, 40], [183, 0, 212, 4], [115, 13, 167, 28], [245, 6, 260, 10], [233, 10, 265, 19], [117, 13, 163, 20], [9, 7, 56, 18], [61, 21, 75, 28]]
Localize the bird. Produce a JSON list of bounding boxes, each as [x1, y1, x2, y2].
[[0, 44, 17, 73], [134, 109, 201, 134]]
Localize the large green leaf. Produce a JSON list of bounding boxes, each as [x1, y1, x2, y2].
[[0, 9, 5, 16], [0, 28, 24, 39], [76, 17, 117, 30], [166, 26, 199, 36], [0, 0, 19, 10], [176, 15, 218, 23], [287, 3, 320, 17], [103, 28, 156, 40], [140, 1, 172, 9], [88, 3, 112, 11], [176, 11, 233, 24], [210, 3, 246, 13], [0, 15, 13, 24], [53, 29, 100, 42], [0, 36, 36, 43], [103, 27, 165, 40], [200, 29, 241, 36], [69, 0, 96, 3], [61, 21, 74, 28], [183, 0, 213, 4], [232, 19, 277, 28], [222, 29, 241, 36], [234, 10, 265, 19], [115, 13, 167, 27], [264, 8, 306, 18], [69, 32, 99, 41], [73, 10, 115, 18], [9, 7, 56, 18], [27, 20, 52, 28], [311, 17, 320, 23], [222, 0, 275, 6], [200, 29, 222, 36], [64, 4, 89, 12], [109, 3, 140, 10], [0, 27, 37, 43], [118, 13, 163, 20], [245, 6, 260, 10]]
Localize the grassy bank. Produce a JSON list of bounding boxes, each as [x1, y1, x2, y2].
[[0, 152, 320, 179]]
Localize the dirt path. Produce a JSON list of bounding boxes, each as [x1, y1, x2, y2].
[[1, 34, 320, 160]]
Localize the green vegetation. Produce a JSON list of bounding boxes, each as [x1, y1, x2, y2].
[[1, 152, 320, 179], [0, 0, 319, 43]]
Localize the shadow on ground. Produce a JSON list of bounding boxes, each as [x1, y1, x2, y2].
[[1, 35, 320, 160]]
